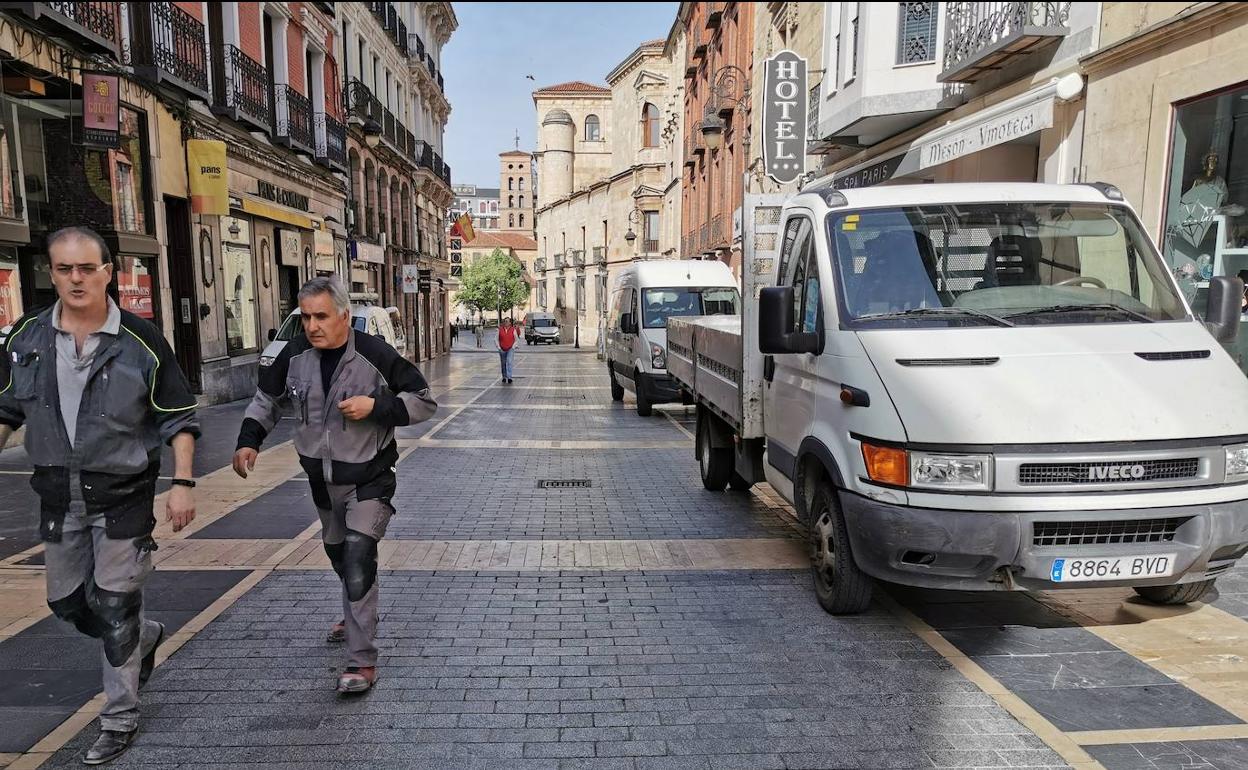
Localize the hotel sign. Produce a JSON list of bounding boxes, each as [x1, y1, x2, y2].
[[762, 50, 807, 185]]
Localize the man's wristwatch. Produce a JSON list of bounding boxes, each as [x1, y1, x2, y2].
[[171, 479, 196, 488]]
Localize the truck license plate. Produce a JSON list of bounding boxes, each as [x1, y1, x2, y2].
[[1050, 554, 1176, 583]]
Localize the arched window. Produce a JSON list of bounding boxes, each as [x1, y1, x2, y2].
[[518, 177, 525, 191], [642, 103, 659, 148], [519, 213, 525, 227], [508, 177, 514, 190], [508, 195, 515, 208], [479, 201, 486, 214], [491, 201, 498, 212], [584, 114, 600, 141], [509, 213, 515, 227], [518, 196, 525, 209]]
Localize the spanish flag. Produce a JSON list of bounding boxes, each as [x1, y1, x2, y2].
[[451, 212, 476, 242]]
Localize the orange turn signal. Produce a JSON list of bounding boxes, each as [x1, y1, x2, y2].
[[861, 443, 908, 486]]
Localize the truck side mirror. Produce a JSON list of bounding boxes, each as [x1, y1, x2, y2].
[[759, 286, 820, 355], [1206, 275, 1241, 344], [621, 313, 637, 335]]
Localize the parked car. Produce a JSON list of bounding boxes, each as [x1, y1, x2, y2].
[[524, 312, 560, 344], [259, 305, 402, 368], [606, 259, 739, 416], [669, 181, 1248, 615]]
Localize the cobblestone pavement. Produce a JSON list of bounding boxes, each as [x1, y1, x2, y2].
[[1, 345, 1246, 769]]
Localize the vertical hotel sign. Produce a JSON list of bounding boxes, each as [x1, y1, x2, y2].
[[82, 72, 119, 149], [187, 139, 228, 215], [762, 51, 807, 185]]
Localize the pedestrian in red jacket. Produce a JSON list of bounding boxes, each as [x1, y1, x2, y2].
[[497, 318, 519, 383]]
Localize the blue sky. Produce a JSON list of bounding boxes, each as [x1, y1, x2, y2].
[[443, 2, 678, 188]]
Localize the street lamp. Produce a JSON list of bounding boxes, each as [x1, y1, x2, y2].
[[363, 117, 382, 148], [625, 208, 641, 257]]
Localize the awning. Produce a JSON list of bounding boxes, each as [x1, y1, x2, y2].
[[236, 194, 314, 230], [832, 74, 1082, 188]]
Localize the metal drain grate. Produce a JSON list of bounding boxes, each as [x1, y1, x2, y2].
[[538, 479, 593, 489]]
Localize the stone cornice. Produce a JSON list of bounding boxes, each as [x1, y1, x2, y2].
[[1081, 2, 1247, 73]]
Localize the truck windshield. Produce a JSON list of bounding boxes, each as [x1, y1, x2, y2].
[[642, 287, 740, 329], [826, 203, 1188, 328]]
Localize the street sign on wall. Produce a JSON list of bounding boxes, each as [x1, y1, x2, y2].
[[762, 50, 808, 185], [402, 265, 420, 294]]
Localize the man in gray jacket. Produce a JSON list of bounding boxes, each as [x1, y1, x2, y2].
[[233, 277, 435, 693], [0, 227, 199, 764]]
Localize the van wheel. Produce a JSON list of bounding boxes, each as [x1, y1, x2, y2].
[[608, 367, 624, 401], [698, 415, 731, 491], [729, 473, 753, 492], [1133, 580, 1215, 605], [808, 484, 872, 615], [635, 373, 653, 416]]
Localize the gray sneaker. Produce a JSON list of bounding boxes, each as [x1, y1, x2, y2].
[[83, 729, 135, 765]]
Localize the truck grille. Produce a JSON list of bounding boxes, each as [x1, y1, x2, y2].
[[1033, 517, 1188, 547], [1018, 458, 1200, 485]]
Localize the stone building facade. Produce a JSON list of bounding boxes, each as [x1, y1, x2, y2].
[[532, 39, 685, 352]]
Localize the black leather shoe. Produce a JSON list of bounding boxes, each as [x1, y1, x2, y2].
[[84, 729, 135, 765], [139, 622, 165, 688]]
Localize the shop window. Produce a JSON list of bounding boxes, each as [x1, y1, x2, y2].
[[1164, 84, 1248, 372], [0, 103, 19, 221], [222, 216, 258, 354], [116, 255, 156, 320], [0, 246, 21, 327]]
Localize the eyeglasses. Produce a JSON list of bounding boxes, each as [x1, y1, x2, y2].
[[52, 263, 110, 277]]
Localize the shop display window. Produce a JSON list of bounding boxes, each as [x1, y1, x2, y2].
[[1164, 83, 1248, 371], [222, 217, 258, 354]]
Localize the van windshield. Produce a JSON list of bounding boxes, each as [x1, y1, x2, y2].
[[826, 203, 1188, 328], [530, 319, 557, 328], [642, 287, 740, 329]]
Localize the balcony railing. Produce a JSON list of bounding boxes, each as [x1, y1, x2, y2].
[[383, 107, 396, 146], [708, 214, 725, 249], [642, 239, 659, 254], [395, 18, 407, 56], [125, 2, 208, 99], [313, 112, 347, 171], [43, 1, 119, 52], [275, 84, 313, 152], [592, 246, 605, 264], [941, 2, 1072, 83], [344, 78, 382, 125], [213, 44, 269, 130], [404, 129, 417, 162], [409, 32, 425, 61]]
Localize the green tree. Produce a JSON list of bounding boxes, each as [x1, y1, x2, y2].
[[455, 248, 529, 323]]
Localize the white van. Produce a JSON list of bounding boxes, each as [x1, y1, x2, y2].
[[670, 183, 1248, 613], [606, 259, 739, 415], [259, 305, 403, 368]]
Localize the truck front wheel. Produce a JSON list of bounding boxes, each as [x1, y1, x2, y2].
[[698, 416, 732, 491], [1133, 580, 1216, 605], [809, 485, 872, 615]]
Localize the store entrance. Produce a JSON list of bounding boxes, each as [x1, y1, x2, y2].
[[277, 265, 300, 319]]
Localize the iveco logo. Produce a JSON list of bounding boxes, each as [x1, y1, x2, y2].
[[1089, 464, 1147, 480]]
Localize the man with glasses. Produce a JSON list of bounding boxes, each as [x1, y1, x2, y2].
[[0, 227, 199, 765]]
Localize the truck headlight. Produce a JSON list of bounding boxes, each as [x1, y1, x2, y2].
[[259, 355, 275, 368], [1226, 444, 1248, 482], [910, 452, 993, 491], [860, 442, 993, 491], [649, 342, 665, 369]]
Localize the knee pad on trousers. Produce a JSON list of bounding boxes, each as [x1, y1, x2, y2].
[[47, 584, 106, 639], [91, 588, 143, 668], [324, 541, 346, 580], [342, 531, 378, 602]]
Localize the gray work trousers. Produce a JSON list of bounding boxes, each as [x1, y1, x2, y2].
[[44, 508, 161, 733], [317, 482, 393, 668]]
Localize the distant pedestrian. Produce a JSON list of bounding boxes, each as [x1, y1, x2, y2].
[[474, 323, 483, 348], [450, 323, 458, 344], [234, 277, 436, 695], [0, 227, 199, 765], [497, 317, 520, 383]]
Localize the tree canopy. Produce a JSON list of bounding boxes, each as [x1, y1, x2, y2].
[[455, 248, 529, 321]]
